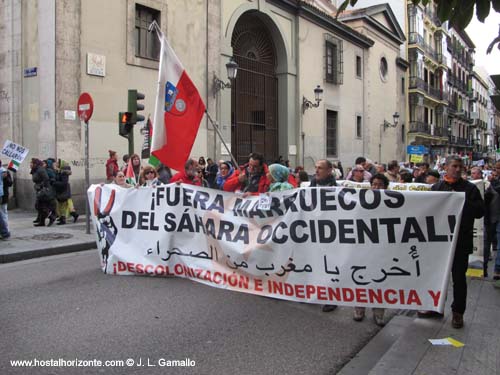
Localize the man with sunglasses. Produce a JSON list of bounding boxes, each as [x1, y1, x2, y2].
[[224, 152, 270, 194]]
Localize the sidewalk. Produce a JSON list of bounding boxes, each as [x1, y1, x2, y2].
[[339, 257, 500, 375], [0, 209, 96, 263]]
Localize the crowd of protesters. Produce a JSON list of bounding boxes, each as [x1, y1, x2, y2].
[[102, 149, 500, 329], [28, 157, 80, 227]]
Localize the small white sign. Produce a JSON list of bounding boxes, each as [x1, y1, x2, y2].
[[289, 145, 297, 156], [257, 194, 271, 210], [64, 110, 76, 120], [1, 140, 29, 164], [221, 143, 230, 155], [87, 52, 106, 77]]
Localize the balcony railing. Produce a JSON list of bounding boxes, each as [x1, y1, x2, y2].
[[409, 121, 446, 137], [409, 32, 424, 48], [423, 41, 439, 61], [437, 53, 447, 65], [409, 76, 446, 101], [449, 136, 472, 146], [424, 6, 442, 26]]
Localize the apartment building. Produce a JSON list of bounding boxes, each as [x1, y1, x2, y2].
[[446, 29, 476, 158]]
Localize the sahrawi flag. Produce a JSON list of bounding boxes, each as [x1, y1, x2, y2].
[[151, 32, 205, 172], [7, 159, 19, 172], [125, 159, 136, 186]]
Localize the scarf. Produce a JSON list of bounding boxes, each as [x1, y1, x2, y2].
[[443, 175, 458, 184], [216, 164, 234, 189], [268, 164, 293, 192]]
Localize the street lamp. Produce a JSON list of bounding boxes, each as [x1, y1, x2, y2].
[[382, 112, 400, 130], [379, 112, 400, 162], [302, 85, 324, 113], [213, 58, 238, 96]]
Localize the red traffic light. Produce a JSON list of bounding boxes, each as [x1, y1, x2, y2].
[[120, 112, 132, 124]]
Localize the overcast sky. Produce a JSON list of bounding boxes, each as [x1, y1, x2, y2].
[[466, 10, 500, 75]]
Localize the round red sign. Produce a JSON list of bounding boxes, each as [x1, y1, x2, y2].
[[77, 92, 94, 122]]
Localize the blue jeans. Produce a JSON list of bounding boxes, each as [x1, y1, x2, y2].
[[484, 222, 496, 274], [494, 222, 500, 273], [0, 207, 9, 238], [0, 203, 8, 231]]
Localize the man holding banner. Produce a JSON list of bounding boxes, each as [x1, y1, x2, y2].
[[429, 155, 484, 328]]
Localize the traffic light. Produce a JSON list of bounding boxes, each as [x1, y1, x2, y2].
[[118, 111, 133, 138], [128, 89, 145, 124]]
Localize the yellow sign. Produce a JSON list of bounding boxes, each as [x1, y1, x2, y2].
[[410, 154, 423, 163]]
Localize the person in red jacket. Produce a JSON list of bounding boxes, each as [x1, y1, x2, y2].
[[223, 153, 270, 194], [105, 150, 119, 183], [170, 159, 202, 186]]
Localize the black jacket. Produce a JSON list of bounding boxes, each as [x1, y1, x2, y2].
[[2, 170, 12, 205], [432, 178, 484, 254], [310, 174, 337, 187]]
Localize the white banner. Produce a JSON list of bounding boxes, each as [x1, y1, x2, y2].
[[88, 184, 465, 312], [1, 140, 29, 163]]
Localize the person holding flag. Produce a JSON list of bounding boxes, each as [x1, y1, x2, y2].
[[149, 22, 206, 172], [125, 154, 142, 186]]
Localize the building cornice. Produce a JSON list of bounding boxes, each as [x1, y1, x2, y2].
[[268, 0, 374, 49], [396, 57, 409, 71]]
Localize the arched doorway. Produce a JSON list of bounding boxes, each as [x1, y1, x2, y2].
[[231, 13, 278, 165]]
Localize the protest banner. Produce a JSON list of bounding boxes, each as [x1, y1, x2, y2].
[[471, 180, 485, 256], [1, 140, 29, 163], [88, 184, 465, 312]]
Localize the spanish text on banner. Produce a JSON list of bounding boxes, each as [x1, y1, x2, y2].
[[88, 184, 465, 312]]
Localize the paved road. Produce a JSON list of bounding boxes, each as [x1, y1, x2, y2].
[[0, 251, 385, 375]]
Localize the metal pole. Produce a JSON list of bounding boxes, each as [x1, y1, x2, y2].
[[205, 109, 239, 169], [128, 129, 134, 157], [85, 120, 90, 234]]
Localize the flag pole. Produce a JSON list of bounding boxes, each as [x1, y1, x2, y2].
[[148, 20, 240, 169], [205, 110, 239, 169]]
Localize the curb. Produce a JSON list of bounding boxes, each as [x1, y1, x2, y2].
[[0, 241, 97, 264]]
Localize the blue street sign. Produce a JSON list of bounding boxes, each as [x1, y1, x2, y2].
[[407, 145, 429, 155]]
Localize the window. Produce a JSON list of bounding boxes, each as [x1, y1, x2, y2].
[[380, 57, 388, 81], [356, 56, 362, 78], [135, 4, 160, 60], [325, 35, 343, 84], [356, 115, 362, 138], [326, 110, 338, 157], [402, 77, 405, 94]]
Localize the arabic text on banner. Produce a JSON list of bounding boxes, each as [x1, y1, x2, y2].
[[88, 184, 465, 312]]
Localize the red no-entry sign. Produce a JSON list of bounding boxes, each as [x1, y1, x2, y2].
[[77, 92, 94, 122]]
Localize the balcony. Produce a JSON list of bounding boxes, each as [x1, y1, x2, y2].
[[409, 76, 446, 101], [437, 53, 447, 65], [409, 121, 446, 137], [449, 136, 472, 147], [423, 41, 439, 62], [409, 32, 425, 49], [423, 6, 441, 26]]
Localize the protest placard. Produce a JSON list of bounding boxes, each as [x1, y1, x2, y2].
[[1, 140, 29, 164]]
